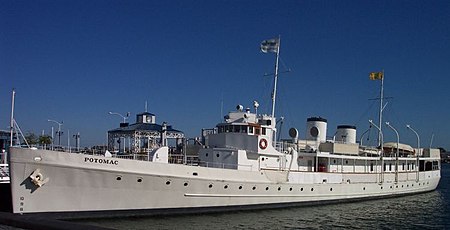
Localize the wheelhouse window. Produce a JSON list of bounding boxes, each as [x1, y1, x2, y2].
[[249, 126, 254, 134], [255, 128, 260, 135], [262, 128, 266, 135]]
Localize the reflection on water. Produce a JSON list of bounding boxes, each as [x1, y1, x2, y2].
[[77, 164, 450, 229]]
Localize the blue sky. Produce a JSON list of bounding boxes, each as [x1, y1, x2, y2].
[[1, 0, 449, 149]]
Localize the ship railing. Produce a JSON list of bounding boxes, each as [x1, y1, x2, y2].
[[198, 161, 253, 171], [274, 141, 298, 153]]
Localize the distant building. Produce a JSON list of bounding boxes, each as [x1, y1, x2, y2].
[[0, 130, 10, 153], [107, 112, 184, 154]]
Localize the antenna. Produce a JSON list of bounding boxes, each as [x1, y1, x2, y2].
[[145, 101, 148, 112]]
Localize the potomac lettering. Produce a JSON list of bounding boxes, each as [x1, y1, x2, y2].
[[84, 157, 118, 165]]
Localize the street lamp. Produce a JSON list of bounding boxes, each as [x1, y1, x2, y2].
[[406, 124, 420, 182], [385, 122, 399, 183], [108, 111, 130, 124], [48, 119, 63, 146], [108, 111, 130, 153]]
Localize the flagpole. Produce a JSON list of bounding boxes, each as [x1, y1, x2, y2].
[[271, 36, 280, 118]]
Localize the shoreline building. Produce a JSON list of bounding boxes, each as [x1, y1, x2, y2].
[[107, 112, 184, 154]]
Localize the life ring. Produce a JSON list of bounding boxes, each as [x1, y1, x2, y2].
[[259, 138, 268, 149]]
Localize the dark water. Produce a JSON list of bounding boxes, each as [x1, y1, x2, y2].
[[77, 164, 450, 229]]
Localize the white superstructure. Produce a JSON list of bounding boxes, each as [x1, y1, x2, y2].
[[7, 39, 441, 217]]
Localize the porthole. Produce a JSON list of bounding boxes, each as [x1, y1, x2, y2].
[[116, 176, 122, 181], [390, 186, 392, 189], [205, 153, 209, 157], [301, 188, 304, 191], [330, 188, 333, 191], [193, 172, 198, 176], [239, 185, 243, 190], [402, 185, 404, 188], [396, 185, 398, 188], [261, 158, 265, 161], [266, 187, 269, 191], [412, 184, 414, 187], [184, 182, 189, 187], [166, 181, 171, 185], [252, 186, 256, 190], [224, 185, 228, 189], [209, 184, 213, 188], [216, 154, 220, 157], [137, 178, 143, 183], [381, 187, 383, 189], [311, 188, 314, 191], [407, 184, 409, 187], [345, 160, 348, 164], [278, 187, 281, 191], [363, 187, 366, 190], [289, 188, 293, 191]]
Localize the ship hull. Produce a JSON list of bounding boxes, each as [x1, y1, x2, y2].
[[9, 147, 441, 218]]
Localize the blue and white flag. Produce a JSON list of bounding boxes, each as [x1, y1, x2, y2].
[[260, 38, 279, 53]]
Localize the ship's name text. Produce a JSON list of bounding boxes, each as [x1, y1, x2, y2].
[[84, 157, 118, 165]]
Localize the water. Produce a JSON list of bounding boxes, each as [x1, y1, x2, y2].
[[76, 164, 450, 229]]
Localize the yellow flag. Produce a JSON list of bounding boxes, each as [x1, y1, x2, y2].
[[369, 72, 383, 80]]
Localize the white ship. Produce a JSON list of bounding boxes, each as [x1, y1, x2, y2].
[[8, 39, 441, 217]]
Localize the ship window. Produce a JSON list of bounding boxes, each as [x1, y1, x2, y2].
[[333, 160, 336, 164], [116, 176, 122, 181], [216, 153, 220, 157], [301, 188, 304, 191], [389, 163, 392, 171], [384, 163, 387, 171], [255, 128, 260, 135], [193, 172, 198, 176], [278, 187, 281, 191], [412, 163, 415, 170], [239, 185, 243, 190], [137, 178, 143, 183], [407, 163, 410, 170], [289, 188, 293, 191], [184, 182, 189, 186], [402, 163, 405, 170], [370, 163, 374, 172], [345, 160, 348, 164], [262, 128, 266, 135], [249, 126, 254, 134], [311, 188, 314, 191], [234, 126, 240, 133], [252, 186, 256, 190], [330, 188, 333, 191], [209, 184, 213, 188], [266, 187, 269, 191], [166, 181, 171, 185], [224, 185, 228, 189]]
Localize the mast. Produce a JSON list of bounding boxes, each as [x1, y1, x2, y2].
[[271, 36, 280, 118], [10, 89, 15, 147], [377, 71, 384, 147]]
